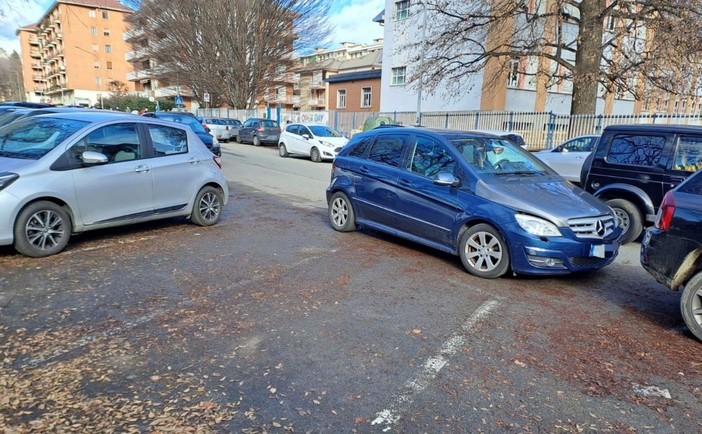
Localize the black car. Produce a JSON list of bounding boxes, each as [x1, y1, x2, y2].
[[641, 169, 702, 341], [582, 124, 702, 243], [142, 111, 220, 156]]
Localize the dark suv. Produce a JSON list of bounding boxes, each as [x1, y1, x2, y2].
[[238, 118, 281, 146], [582, 125, 702, 243], [641, 169, 702, 341]]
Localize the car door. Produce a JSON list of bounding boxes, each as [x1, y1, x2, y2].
[[297, 125, 313, 156], [240, 120, 255, 143], [69, 122, 154, 225], [284, 124, 303, 154], [145, 123, 206, 213], [395, 135, 461, 246], [539, 136, 594, 182], [353, 134, 409, 228]]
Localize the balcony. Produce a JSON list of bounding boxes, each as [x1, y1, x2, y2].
[[124, 28, 145, 42], [154, 86, 192, 98], [29, 38, 39, 46], [288, 96, 301, 106], [127, 70, 152, 81], [30, 51, 41, 59], [308, 99, 325, 107], [126, 48, 149, 62], [32, 74, 45, 81], [309, 81, 325, 89]]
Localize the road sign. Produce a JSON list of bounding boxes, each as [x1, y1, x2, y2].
[[203, 92, 210, 103], [175, 96, 184, 106]]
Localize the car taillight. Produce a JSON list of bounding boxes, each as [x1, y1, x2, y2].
[[213, 155, 222, 169], [203, 124, 209, 130], [655, 191, 676, 231]]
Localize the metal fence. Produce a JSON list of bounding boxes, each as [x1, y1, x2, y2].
[[196, 107, 702, 151]]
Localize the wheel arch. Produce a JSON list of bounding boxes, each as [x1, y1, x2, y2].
[[593, 184, 655, 219], [672, 248, 702, 290], [16, 196, 76, 230]]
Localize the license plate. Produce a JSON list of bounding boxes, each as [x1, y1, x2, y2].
[[590, 244, 605, 258]]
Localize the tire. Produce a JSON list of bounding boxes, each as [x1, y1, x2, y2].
[[681, 272, 702, 342], [606, 198, 643, 244], [279, 143, 289, 157], [233, 135, 239, 143], [191, 186, 223, 226], [459, 223, 510, 279], [328, 192, 356, 232], [310, 147, 322, 163], [14, 201, 72, 257], [253, 135, 261, 146]]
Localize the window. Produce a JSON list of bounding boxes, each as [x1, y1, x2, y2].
[[102, 10, 109, 19], [348, 136, 372, 157], [106, 61, 113, 70], [91, 44, 98, 52], [561, 137, 597, 153], [103, 28, 110, 36], [368, 135, 406, 167], [90, 26, 97, 36], [361, 87, 372, 108], [395, 0, 410, 20], [508, 58, 520, 87], [285, 124, 300, 134], [606, 135, 666, 167], [148, 125, 188, 156], [89, 10, 96, 18], [673, 136, 702, 172], [679, 172, 702, 195], [391, 67, 406, 85], [408, 137, 456, 178], [74, 123, 141, 163], [104, 45, 112, 53], [337, 89, 346, 108], [93, 61, 100, 69], [95, 77, 102, 86]]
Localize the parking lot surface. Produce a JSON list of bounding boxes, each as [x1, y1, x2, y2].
[[1, 143, 701, 433]]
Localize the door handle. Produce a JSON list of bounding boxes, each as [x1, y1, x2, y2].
[[188, 157, 200, 165], [399, 178, 412, 186], [134, 165, 151, 174], [359, 166, 369, 174]]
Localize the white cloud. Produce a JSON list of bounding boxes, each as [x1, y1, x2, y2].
[[328, 0, 385, 48], [0, 0, 52, 54]]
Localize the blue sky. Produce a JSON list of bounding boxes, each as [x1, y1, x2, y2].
[[0, 0, 385, 55]]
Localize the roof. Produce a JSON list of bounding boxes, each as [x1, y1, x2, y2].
[[602, 124, 702, 133], [325, 69, 382, 83], [60, 0, 133, 13], [373, 9, 385, 24]]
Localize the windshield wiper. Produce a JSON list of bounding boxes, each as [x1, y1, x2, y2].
[[495, 170, 542, 176]]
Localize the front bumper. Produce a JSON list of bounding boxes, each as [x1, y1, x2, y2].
[[0, 190, 21, 246], [507, 223, 621, 275]]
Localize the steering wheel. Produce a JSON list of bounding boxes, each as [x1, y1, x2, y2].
[[493, 159, 511, 170]]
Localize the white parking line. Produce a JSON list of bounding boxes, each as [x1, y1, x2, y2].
[[371, 299, 500, 432]]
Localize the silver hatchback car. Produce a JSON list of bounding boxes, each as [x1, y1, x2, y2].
[[0, 112, 228, 257]]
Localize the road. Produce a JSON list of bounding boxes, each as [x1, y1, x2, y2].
[[1, 141, 700, 433]]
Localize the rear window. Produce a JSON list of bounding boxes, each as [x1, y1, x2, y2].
[[606, 135, 666, 167], [262, 120, 279, 128], [678, 171, 702, 195], [346, 136, 372, 157]]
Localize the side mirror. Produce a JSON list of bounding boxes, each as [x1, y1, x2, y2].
[[302, 134, 310, 140], [561, 147, 569, 153], [433, 172, 459, 187], [81, 150, 108, 165]]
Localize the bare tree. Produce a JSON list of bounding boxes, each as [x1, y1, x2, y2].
[[0, 50, 24, 101], [401, 0, 702, 115], [127, 0, 332, 109]]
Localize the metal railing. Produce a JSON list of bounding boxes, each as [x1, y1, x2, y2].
[[194, 108, 702, 150]]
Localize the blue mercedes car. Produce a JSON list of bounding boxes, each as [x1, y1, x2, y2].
[[326, 127, 622, 278]]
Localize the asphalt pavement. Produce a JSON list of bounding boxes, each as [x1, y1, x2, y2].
[[0, 141, 700, 433]]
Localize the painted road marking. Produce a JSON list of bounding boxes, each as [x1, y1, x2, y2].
[[371, 299, 500, 432]]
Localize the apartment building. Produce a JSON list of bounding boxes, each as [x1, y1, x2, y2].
[[16, 0, 135, 106], [325, 50, 382, 112], [379, 0, 692, 116], [294, 39, 383, 111]]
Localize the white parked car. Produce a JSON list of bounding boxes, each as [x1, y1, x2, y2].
[[278, 123, 348, 162], [535, 135, 600, 183]]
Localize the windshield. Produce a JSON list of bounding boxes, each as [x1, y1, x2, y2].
[[309, 125, 342, 138], [0, 117, 89, 160], [450, 137, 548, 175]]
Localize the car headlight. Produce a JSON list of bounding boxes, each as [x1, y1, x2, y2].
[[319, 140, 334, 148], [515, 214, 562, 237], [0, 172, 19, 192]]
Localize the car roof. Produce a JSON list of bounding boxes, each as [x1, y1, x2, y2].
[[602, 124, 702, 133], [26, 112, 191, 131], [356, 126, 515, 140]]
